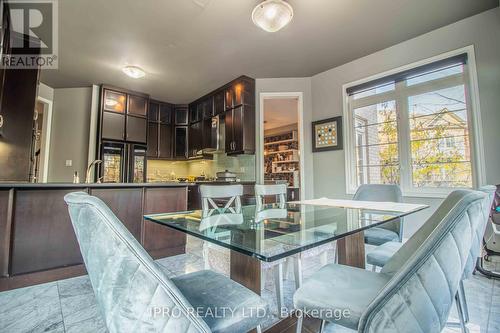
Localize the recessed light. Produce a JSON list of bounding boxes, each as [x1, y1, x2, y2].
[[122, 65, 146, 79], [252, 0, 293, 33]]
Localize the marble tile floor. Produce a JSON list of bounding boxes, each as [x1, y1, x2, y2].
[[1, 237, 500, 333]]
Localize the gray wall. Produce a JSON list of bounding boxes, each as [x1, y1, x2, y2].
[[255, 77, 314, 199], [309, 7, 500, 236], [48, 87, 93, 182]]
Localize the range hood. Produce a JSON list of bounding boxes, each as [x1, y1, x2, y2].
[[201, 115, 225, 154]]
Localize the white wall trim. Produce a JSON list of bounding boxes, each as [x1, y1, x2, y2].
[[258, 92, 305, 200], [37, 96, 53, 183], [342, 45, 485, 198]]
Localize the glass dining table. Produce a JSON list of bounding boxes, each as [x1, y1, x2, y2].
[[144, 202, 426, 294]]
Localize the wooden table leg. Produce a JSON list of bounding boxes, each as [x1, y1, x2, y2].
[[336, 231, 365, 269], [230, 250, 261, 295]]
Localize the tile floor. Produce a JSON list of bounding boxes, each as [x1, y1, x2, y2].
[[1, 237, 499, 333]]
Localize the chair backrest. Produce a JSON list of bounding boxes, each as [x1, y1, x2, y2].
[[64, 192, 210, 333], [255, 184, 287, 208], [353, 184, 403, 239], [462, 185, 496, 278], [199, 184, 243, 212], [359, 189, 486, 333]]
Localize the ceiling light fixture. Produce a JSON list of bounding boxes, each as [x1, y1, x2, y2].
[[122, 65, 146, 79], [252, 0, 293, 32]]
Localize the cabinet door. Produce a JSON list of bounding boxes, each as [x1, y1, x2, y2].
[[147, 122, 159, 158], [174, 126, 188, 158], [103, 90, 126, 113], [90, 189, 143, 240], [225, 87, 233, 110], [102, 111, 125, 141], [143, 187, 187, 258], [233, 80, 254, 106], [126, 116, 147, 143], [188, 121, 202, 157], [149, 102, 159, 122], [232, 106, 244, 152], [214, 91, 225, 115], [159, 103, 172, 124], [128, 95, 147, 117], [175, 106, 189, 125], [202, 97, 214, 119], [224, 109, 234, 152], [159, 124, 172, 159]]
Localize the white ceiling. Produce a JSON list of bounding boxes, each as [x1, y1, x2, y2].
[[40, 0, 498, 103], [264, 98, 298, 130]]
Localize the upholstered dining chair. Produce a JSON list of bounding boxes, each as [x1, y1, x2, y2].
[[353, 184, 404, 246], [365, 185, 496, 329], [64, 191, 268, 333], [199, 184, 288, 315], [294, 189, 487, 333]]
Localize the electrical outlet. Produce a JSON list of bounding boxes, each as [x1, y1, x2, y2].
[[65, 160, 73, 167]]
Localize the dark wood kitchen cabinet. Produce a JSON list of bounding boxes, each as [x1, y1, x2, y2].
[[102, 111, 125, 141], [148, 100, 173, 159], [10, 189, 85, 275], [174, 126, 188, 159], [214, 90, 225, 115], [128, 94, 148, 117], [126, 115, 147, 143], [143, 187, 188, 258], [225, 105, 255, 155], [188, 121, 202, 158], [175, 105, 189, 125]]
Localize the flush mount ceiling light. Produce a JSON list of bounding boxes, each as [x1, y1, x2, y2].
[[252, 0, 293, 32], [122, 65, 146, 79]]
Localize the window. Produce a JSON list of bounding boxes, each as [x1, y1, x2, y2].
[[345, 51, 482, 196]]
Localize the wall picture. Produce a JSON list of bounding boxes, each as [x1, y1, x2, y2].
[[312, 116, 343, 152]]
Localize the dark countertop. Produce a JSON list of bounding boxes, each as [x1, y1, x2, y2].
[[0, 180, 256, 189]]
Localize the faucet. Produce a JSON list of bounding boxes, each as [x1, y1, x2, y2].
[[86, 159, 102, 183]]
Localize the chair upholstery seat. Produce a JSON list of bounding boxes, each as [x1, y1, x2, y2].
[[293, 263, 391, 330], [171, 269, 269, 333], [364, 227, 399, 246], [366, 241, 402, 267]]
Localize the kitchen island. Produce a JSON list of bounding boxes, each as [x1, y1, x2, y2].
[[0, 181, 252, 291]]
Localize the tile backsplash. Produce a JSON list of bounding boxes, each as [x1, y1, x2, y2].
[[147, 154, 256, 182]]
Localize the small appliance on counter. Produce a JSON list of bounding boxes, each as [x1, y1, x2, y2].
[[215, 170, 237, 182]]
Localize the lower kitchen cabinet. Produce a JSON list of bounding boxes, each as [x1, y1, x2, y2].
[[10, 189, 85, 276], [143, 187, 188, 258]]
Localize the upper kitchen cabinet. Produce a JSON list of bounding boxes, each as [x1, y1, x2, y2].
[[188, 121, 202, 158], [225, 104, 255, 155], [174, 126, 188, 159], [233, 77, 255, 107], [189, 103, 201, 123], [99, 86, 149, 143], [147, 100, 173, 159], [224, 86, 233, 111], [128, 94, 148, 117], [213, 90, 225, 115], [202, 97, 214, 119], [175, 105, 189, 125]]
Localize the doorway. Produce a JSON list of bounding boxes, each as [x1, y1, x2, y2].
[[259, 93, 305, 201]]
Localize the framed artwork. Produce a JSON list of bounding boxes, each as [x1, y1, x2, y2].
[[312, 116, 343, 152]]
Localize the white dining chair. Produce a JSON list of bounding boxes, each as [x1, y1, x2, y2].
[[199, 184, 288, 315]]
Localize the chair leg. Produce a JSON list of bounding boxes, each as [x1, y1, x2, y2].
[[455, 292, 469, 333], [256, 324, 262, 333], [319, 319, 326, 333], [294, 256, 303, 289], [296, 312, 303, 333], [274, 263, 284, 315], [458, 280, 470, 323]]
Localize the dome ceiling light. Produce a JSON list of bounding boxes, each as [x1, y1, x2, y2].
[[122, 65, 146, 79], [252, 0, 294, 33]]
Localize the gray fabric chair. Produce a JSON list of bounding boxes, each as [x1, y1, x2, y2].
[[294, 189, 487, 333], [64, 191, 268, 333], [365, 186, 496, 327], [353, 184, 403, 246]]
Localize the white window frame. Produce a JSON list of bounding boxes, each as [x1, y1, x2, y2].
[[343, 46, 485, 198]]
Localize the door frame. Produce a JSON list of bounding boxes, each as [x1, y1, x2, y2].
[[258, 92, 305, 201], [37, 96, 53, 183]]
